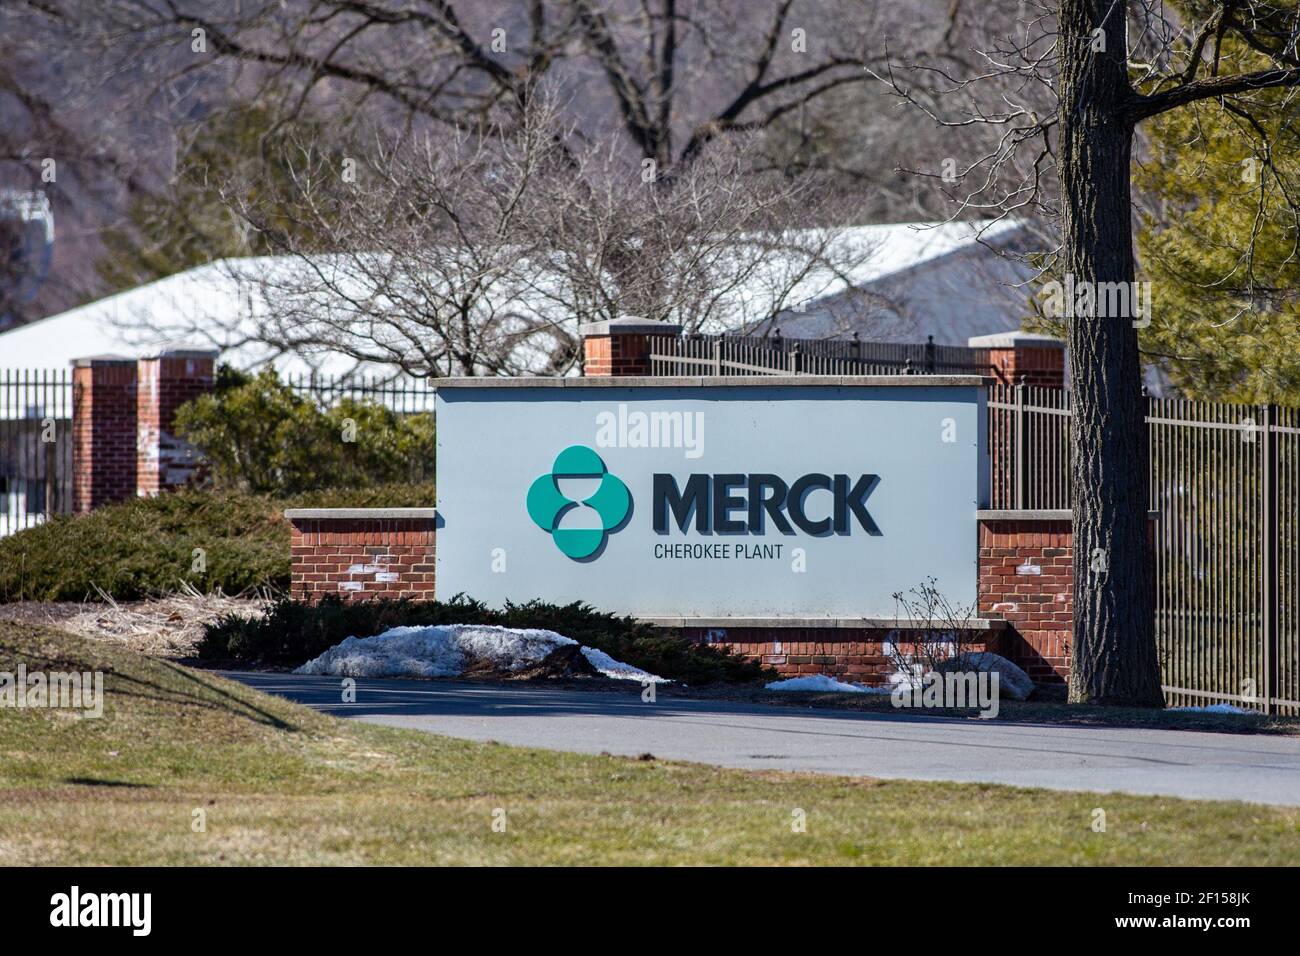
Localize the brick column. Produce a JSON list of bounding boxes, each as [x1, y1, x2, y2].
[[968, 331, 1066, 387], [136, 349, 217, 497], [285, 508, 437, 602], [977, 511, 1074, 683], [581, 317, 682, 376], [71, 356, 138, 513], [977, 509, 1158, 685]]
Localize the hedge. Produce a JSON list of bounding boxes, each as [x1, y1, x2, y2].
[[0, 483, 436, 603]]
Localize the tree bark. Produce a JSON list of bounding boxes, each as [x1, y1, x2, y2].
[[1058, 0, 1163, 705]]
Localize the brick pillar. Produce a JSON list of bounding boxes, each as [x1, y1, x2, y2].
[[581, 317, 683, 376], [977, 509, 1158, 685], [285, 508, 437, 602], [968, 331, 1066, 387], [71, 356, 138, 513], [136, 349, 218, 497], [977, 511, 1075, 684]]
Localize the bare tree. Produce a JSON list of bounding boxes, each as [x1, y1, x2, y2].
[[0, 8, 157, 320], [519, 128, 886, 339], [886, 577, 983, 692], [1, 0, 971, 320], [149, 99, 884, 377], [203, 105, 568, 377], [877, 1, 1300, 706], [11, 1, 933, 172]]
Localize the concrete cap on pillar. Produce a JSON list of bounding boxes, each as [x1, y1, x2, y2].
[[578, 316, 683, 337], [140, 345, 221, 361], [70, 354, 137, 367], [966, 330, 1064, 349]]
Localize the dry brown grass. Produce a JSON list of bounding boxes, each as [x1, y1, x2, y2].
[[0, 586, 265, 659]]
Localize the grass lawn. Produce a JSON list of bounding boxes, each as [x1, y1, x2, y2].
[[1, 622, 1297, 866]]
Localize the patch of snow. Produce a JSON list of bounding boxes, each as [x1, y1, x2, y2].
[[579, 646, 668, 683], [294, 623, 665, 683], [765, 675, 890, 694], [1167, 703, 1255, 715]]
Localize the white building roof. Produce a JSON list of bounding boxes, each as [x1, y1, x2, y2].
[[0, 218, 1031, 376], [0, 260, 373, 377]]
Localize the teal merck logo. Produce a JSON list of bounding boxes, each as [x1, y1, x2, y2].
[[527, 446, 631, 559]]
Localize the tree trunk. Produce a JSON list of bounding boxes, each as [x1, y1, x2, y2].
[[1057, 1, 1163, 705]]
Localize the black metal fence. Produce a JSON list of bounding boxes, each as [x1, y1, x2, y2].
[[0, 369, 73, 536], [649, 333, 992, 377], [283, 372, 438, 413], [991, 382, 1300, 715]]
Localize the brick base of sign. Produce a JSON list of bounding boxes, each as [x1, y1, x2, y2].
[[675, 626, 1005, 686], [286, 510, 436, 602], [279, 508, 1140, 689], [977, 514, 1074, 684]]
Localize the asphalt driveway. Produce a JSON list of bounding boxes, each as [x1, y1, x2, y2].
[[228, 672, 1300, 806]]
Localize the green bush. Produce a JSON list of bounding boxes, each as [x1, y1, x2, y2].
[[199, 595, 772, 685], [175, 367, 435, 494], [0, 483, 436, 603]]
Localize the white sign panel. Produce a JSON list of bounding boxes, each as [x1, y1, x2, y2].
[[435, 382, 987, 619]]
